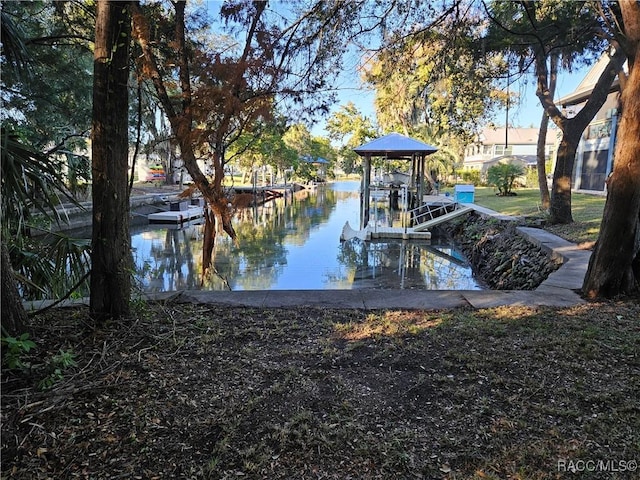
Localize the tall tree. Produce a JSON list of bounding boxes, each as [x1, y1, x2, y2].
[[583, 0, 640, 298], [364, 13, 508, 141], [485, 0, 625, 224], [326, 102, 377, 174], [2, 4, 93, 331], [535, 52, 558, 211], [131, 0, 359, 271], [1, 1, 94, 155], [90, 0, 132, 319]]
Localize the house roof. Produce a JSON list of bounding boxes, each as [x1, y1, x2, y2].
[[354, 133, 438, 158], [477, 127, 556, 146], [557, 54, 626, 106]]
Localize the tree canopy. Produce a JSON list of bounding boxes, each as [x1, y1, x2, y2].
[[2, 0, 640, 318]]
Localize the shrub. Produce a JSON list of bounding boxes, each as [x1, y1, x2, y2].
[[487, 163, 525, 196], [458, 170, 481, 185]]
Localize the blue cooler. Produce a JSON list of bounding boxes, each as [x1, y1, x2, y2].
[[454, 184, 475, 203]]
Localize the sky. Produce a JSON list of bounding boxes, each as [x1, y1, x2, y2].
[[311, 64, 590, 138], [200, 0, 591, 139]]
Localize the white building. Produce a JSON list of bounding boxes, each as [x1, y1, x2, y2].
[[556, 55, 624, 193], [462, 127, 557, 174]]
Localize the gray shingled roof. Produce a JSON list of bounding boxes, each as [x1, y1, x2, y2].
[[557, 55, 627, 106], [353, 133, 438, 158]]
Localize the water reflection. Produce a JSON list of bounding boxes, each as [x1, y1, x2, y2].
[[131, 181, 483, 292]]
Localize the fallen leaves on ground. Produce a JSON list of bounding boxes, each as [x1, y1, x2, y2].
[[2, 300, 639, 479]]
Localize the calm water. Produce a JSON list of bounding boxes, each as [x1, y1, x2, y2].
[[131, 181, 483, 292]]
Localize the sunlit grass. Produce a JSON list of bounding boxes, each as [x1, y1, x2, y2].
[[333, 311, 446, 340], [445, 186, 607, 245]]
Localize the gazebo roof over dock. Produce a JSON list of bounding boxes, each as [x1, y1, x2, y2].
[[354, 133, 438, 159], [353, 133, 439, 228]]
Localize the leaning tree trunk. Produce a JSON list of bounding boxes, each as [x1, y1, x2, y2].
[[549, 127, 583, 224], [534, 42, 625, 225], [536, 110, 551, 211], [583, 1, 640, 299], [1, 241, 27, 336], [90, 0, 132, 320], [131, 1, 240, 275], [536, 53, 557, 211]]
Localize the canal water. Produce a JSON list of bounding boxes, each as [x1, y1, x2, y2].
[[131, 180, 483, 292]]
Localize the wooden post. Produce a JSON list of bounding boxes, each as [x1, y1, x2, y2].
[[362, 154, 371, 229], [418, 153, 425, 203]]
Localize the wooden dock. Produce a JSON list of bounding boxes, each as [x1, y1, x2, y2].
[[231, 186, 283, 205], [231, 184, 303, 206]]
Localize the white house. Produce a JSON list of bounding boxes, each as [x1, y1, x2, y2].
[[556, 54, 625, 193], [462, 127, 557, 174]]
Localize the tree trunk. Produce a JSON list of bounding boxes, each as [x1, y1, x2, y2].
[[536, 53, 556, 211], [90, 0, 132, 320], [1, 241, 27, 336], [537, 110, 551, 211], [549, 126, 582, 224], [533, 37, 625, 224], [131, 0, 260, 273], [583, 1, 640, 299]]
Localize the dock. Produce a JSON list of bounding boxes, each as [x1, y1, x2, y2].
[[341, 198, 474, 242], [148, 205, 204, 224], [341, 221, 433, 241], [230, 184, 303, 206], [366, 225, 432, 240]]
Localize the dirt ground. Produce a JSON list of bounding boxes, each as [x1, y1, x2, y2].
[[2, 299, 639, 479]]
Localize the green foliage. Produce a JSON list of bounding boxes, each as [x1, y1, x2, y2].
[[487, 163, 525, 196], [1, 2, 92, 302], [38, 348, 77, 390], [1, 127, 91, 300], [525, 167, 539, 188], [485, 0, 604, 67], [363, 8, 508, 139], [228, 117, 299, 183], [458, 170, 481, 186], [1, 333, 36, 370], [1, 1, 94, 151], [282, 124, 338, 181], [326, 102, 377, 174]]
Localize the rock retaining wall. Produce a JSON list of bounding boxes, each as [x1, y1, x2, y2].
[[443, 213, 562, 290]]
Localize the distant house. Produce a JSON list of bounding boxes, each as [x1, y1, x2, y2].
[[462, 127, 557, 174], [556, 55, 625, 193]]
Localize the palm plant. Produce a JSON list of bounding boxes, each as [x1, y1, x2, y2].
[[1, 5, 91, 305], [1, 126, 91, 301], [487, 163, 525, 196]]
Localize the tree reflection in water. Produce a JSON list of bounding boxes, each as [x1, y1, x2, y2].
[[131, 181, 483, 292]]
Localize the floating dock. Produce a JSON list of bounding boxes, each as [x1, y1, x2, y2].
[[341, 199, 474, 242], [148, 205, 204, 224], [367, 225, 432, 240], [341, 221, 432, 241]]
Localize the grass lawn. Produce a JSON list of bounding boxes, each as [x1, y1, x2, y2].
[[445, 186, 607, 246]]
